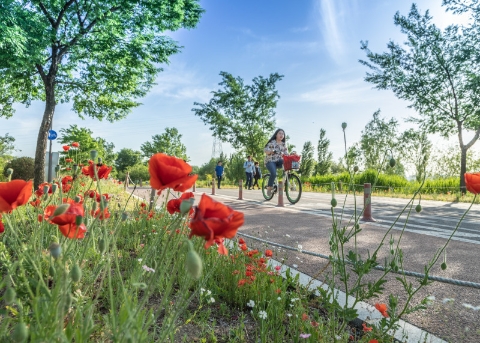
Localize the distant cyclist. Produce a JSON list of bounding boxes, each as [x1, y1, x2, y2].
[[264, 128, 288, 196]]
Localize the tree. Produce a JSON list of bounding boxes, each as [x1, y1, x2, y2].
[[299, 141, 315, 177], [59, 125, 114, 165], [192, 72, 283, 160], [225, 152, 245, 183], [115, 148, 142, 173], [0, 1, 203, 188], [360, 110, 399, 172], [0, 133, 15, 157], [399, 129, 432, 181], [360, 4, 480, 191], [429, 145, 480, 178], [3, 157, 35, 181], [140, 127, 188, 160], [315, 129, 333, 175]]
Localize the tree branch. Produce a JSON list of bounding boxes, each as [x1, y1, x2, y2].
[[54, 0, 76, 30], [35, 64, 47, 83], [38, 2, 56, 27]]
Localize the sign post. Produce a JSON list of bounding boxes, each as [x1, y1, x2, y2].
[[47, 129, 57, 182]]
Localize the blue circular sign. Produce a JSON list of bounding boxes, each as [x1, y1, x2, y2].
[[48, 130, 57, 140]]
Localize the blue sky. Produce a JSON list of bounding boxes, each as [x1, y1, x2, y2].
[[1, 0, 474, 167]]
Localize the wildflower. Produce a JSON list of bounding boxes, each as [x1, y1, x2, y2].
[[426, 295, 435, 305], [275, 265, 281, 271], [374, 303, 389, 318], [277, 297, 281, 300], [258, 310, 267, 319], [167, 192, 194, 215], [65, 158, 73, 163], [209, 297, 215, 304], [137, 258, 143, 262], [286, 313, 292, 317], [239, 238, 246, 244], [30, 198, 41, 207], [238, 279, 246, 287], [71, 142, 80, 148], [369, 340, 379, 343], [0, 216, 4, 234], [49, 203, 87, 239], [310, 321, 319, 327], [299, 334, 311, 339], [142, 265, 155, 273], [63, 145, 70, 151], [149, 153, 198, 192], [188, 194, 244, 255], [0, 180, 33, 213], [362, 323, 373, 332], [297, 244, 303, 251], [442, 298, 455, 304], [465, 173, 480, 194], [265, 249, 273, 257], [301, 313, 309, 321], [92, 208, 111, 220], [247, 300, 255, 308], [82, 162, 112, 180], [275, 289, 281, 294]]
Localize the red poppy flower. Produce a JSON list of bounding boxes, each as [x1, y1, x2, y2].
[[240, 244, 248, 251], [167, 192, 195, 214], [369, 340, 379, 343], [63, 145, 70, 151], [362, 323, 372, 332], [35, 182, 53, 197], [265, 249, 273, 257], [43, 205, 57, 221], [83, 164, 112, 180], [65, 158, 73, 163], [71, 142, 80, 148], [0, 180, 33, 213], [188, 194, 244, 255], [239, 238, 246, 245], [49, 203, 86, 239], [465, 173, 480, 194], [92, 207, 110, 220], [84, 190, 98, 199], [149, 153, 198, 192], [374, 303, 389, 317], [30, 198, 42, 207], [0, 215, 4, 234]]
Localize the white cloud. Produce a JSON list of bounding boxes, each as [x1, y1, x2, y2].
[[298, 79, 373, 104], [315, 0, 348, 61]]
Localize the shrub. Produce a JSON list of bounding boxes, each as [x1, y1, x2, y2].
[[3, 157, 35, 181], [127, 163, 150, 183]]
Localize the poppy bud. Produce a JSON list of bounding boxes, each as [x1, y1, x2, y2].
[[49, 243, 62, 259], [331, 198, 337, 207], [90, 150, 98, 160], [98, 238, 106, 254], [73, 164, 78, 172], [55, 165, 60, 172], [186, 240, 203, 280], [75, 215, 83, 226], [180, 199, 194, 215], [353, 166, 359, 172], [4, 287, 16, 305], [389, 158, 396, 168], [43, 185, 50, 195], [51, 184, 58, 194], [74, 196, 81, 203], [415, 204, 422, 213], [70, 263, 82, 282], [341, 122, 347, 130], [97, 158, 103, 164], [92, 201, 97, 212], [53, 204, 69, 217], [121, 212, 128, 221], [6, 168, 13, 176], [441, 262, 447, 270], [11, 321, 28, 343], [64, 293, 73, 312], [49, 265, 56, 277]]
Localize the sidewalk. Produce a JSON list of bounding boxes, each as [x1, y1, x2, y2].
[[131, 187, 480, 343]]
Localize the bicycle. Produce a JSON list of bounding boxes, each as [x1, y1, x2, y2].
[[261, 154, 302, 204]]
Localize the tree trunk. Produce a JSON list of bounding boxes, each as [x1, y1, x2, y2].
[[459, 146, 467, 194], [34, 81, 55, 189]]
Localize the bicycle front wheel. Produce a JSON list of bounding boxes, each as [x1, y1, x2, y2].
[[261, 174, 274, 201], [285, 173, 302, 204]]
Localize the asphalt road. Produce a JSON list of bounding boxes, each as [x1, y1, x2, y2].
[[204, 187, 480, 245]]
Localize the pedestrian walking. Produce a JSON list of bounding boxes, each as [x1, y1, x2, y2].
[[215, 161, 224, 189], [264, 128, 288, 196], [243, 155, 255, 190], [252, 161, 262, 190]]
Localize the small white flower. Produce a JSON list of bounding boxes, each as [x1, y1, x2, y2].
[[287, 313, 292, 317], [277, 297, 281, 300], [442, 298, 455, 304], [291, 298, 299, 302], [258, 310, 267, 319], [297, 244, 303, 251], [426, 295, 435, 305], [293, 264, 298, 268], [142, 265, 155, 273], [247, 300, 255, 308], [286, 234, 290, 237], [290, 304, 294, 307], [209, 297, 215, 304], [206, 290, 212, 296], [137, 258, 143, 262], [200, 288, 205, 294]]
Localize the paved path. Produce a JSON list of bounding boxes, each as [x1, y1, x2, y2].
[[130, 187, 480, 343]]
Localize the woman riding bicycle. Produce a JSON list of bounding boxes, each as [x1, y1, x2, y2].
[[264, 128, 288, 196]]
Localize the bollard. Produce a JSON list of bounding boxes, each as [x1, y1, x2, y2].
[[338, 180, 343, 192], [238, 180, 243, 200], [211, 178, 216, 195], [277, 180, 285, 207], [361, 183, 376, 222], [124, 172, 129, 191], [148, 188, 156, 212], [139, 178, 143, 187], [193, 182, 196, 192]]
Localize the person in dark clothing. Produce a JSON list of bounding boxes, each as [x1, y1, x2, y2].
[[215, 161, 224, 189], [252, 161, 262, 190], [243, 155, 254, 190]]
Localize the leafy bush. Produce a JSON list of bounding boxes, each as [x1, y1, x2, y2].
[[3, 156, 35, 181], [127, 163, 150, 182]]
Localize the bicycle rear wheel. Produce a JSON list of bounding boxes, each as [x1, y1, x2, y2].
[[261, 174, 274, 201], [285, 172, 302, 204]]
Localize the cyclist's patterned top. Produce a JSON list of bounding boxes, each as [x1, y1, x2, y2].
[[264, 140, 288, 165]]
